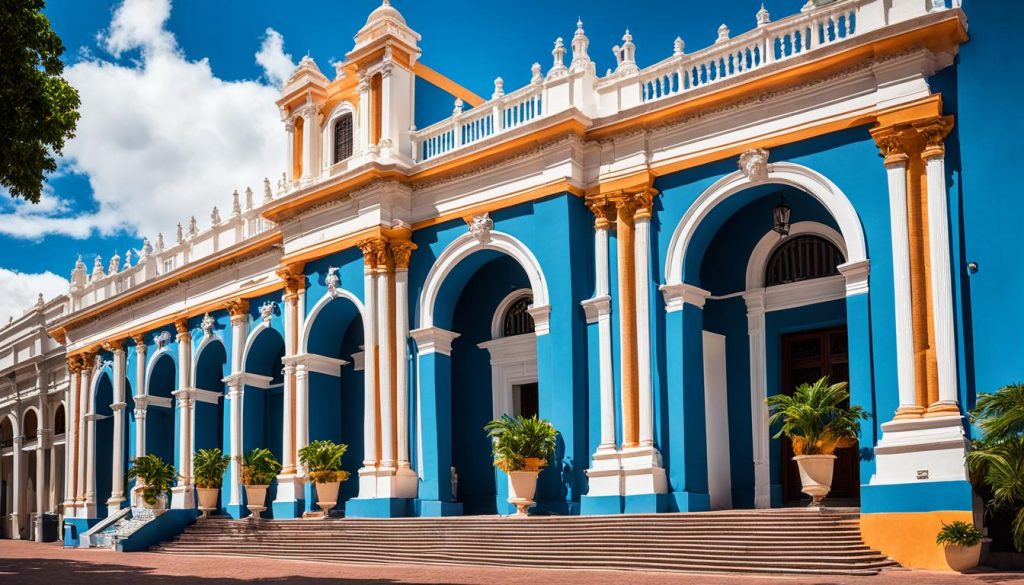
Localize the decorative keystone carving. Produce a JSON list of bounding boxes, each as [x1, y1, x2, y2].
[[259, 301, 276, 324], [467, 212, 494, 244], [153, 331, 172, 350], [325, 266, 340, 297], [738, 148, 770, 182], [200, 313, 216, 338]]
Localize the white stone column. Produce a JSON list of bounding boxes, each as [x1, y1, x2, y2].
[[281, 308, 296, 475], [634, 212, 655, 447], [82, 362, 97, 518], [393, 244, 417, 498], [923, 141, 959, 412], [11, 434, 24, 538], [227, 303, 248, 508], [294, 361, 309, 465], [743, 292, 770, 509], [359, 256, 379, 498], [884, 153, 919, 415], [379, 64, 393, 156], [75, 365, 89, 513], [377, 267, 395, 472], [108, 345, 127, 514], [171, 325, 194, 509], [285, 119, 294, 184], [34, 368, 48, 541], [63, 360, 78, 516], [133, 340, 147, 457], [357, 74, 371, 156], [300, 110, 314, 183]]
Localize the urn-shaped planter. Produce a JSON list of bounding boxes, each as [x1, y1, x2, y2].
[[507, 470, 540, 517], [943, 543, 982, 573], [793, 454, 836, 506], [197, 487, 219, 517], [314, 481, 341, 514], [244, 485, 269, 518]]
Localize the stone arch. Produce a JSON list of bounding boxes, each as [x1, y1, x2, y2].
[[745, 221, 847, 290], [300, 288, 367, 355]]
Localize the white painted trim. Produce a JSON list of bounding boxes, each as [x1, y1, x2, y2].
[[221, 372, 274, 389], [321, 101, 359, 170], [190, 336, 226, 388], [144, 348, 176, 396], [884, 158, 917, 412], [924, 152, 959, 408], [239, 320, 284, 375], [580, 295, 611, 324], [490, 288, 533, 339], [478, 334, 538, 420], [838, 260, 870, 297], [144, 396, 173, 409], [189, 388, 222, 405], [351, 350, 365, 371], [418, 230, 550, 335], [409, 327, 460, 356], [702, 331, 732, 511], [284, 352, 348, 377], [661, 283, 711, 312], [664, 162, 867, 286], [744, 221, 847, 290], [762, 275, 846, 312]]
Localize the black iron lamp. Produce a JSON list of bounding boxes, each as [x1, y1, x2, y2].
[[772, 193, 791, 236]]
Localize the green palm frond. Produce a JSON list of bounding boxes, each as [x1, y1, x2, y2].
[[971, 383, 1024, 442], [241, 447, 281, 486], [484, 414, 557, 472], [193, 448, 230, 489], [127, 454, 177, 506], [765, 376, 868, 455], [298, 440, 350, 483], [969, 382, 1024, 552]]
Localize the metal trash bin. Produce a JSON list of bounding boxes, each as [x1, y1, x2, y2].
[[41, 513, 58, 542]]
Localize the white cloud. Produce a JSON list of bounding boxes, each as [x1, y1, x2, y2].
[[0, 0, 296, 243], [0, 269, 69, 325], [256, 28, 295, 88]]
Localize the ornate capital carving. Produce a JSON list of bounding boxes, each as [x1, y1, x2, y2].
[[914, 115, 954, 159], [357, 237, 390, 270], [101, 340, 124, 353], [585, 196, 616, 230], [870, 126, 910, 164], [174, 318, 190, 340], [132, 334, 147, 354], [391, 241, 417, 270], [276, 265, 306, 301], [67, 355, 82, 374], [225, 298, 249, 323], [605, 188, 656, 222]]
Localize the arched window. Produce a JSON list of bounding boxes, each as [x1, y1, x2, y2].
[[502, 295, 534, 337], [54, 405, 66, 435], [765, 235, 845, 287], [333, 113, 354, 164]]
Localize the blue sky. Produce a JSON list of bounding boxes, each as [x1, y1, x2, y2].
[[0, 0, 808, 321]]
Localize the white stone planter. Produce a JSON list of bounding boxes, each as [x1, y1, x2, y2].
[[244, 485, 269, 518], [197, 487, 219, 517], [314, 481, 340, 514], [793, 454, 836, 506], [944, 543, 982, 572], [507, 470, 539, 517]]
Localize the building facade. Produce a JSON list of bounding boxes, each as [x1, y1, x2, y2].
[[10, 0, 1016, 571]]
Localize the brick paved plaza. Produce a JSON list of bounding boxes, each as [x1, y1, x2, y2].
[[0, 541, 1021, 585]]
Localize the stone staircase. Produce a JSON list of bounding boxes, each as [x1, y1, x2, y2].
[[152, 508, 898, 576]]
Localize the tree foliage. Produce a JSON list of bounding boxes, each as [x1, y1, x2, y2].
[[0, 0, 80, 203]]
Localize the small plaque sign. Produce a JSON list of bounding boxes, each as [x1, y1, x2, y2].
[[916, 469, 929, 480]]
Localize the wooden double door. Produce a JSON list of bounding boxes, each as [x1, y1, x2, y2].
[[780, 326, 860, 503]]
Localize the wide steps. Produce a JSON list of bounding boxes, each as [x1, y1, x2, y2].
[[153, 509, 898, 576]]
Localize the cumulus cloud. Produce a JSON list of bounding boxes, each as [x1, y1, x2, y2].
[[256, 28, 295, 88], [0, 269, 69, 325], [0, 0, 296, 242]]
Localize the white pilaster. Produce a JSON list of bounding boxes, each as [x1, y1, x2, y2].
[[885, 156, 918, 414], [11, 435, 24, 538], [394, 266, 417, 497], [76, 366, 89, 513], [377, 268, 395, 472], [171, 326, 194, 509], [634, 215, 655, 447], [62, 363, 77, 516], [358, 263, 379, 497], [226, 310, 247, 508], [743, 291, 770, 509], [924, 149, 959, 411], [300, 109, 315, 183], [108, 347, 127, 513]]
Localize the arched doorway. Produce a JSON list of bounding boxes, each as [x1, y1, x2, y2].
[[145, 353, 176, 468], [194, 337, 228, 511], [662, 161, 871, 510], [302, 292, 365, 512], [242, 324, 285, 518], [414, 229, 551, 516]]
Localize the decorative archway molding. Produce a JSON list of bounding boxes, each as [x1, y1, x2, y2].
[[417, 230, 551, 335], [489, 288, 534, 340], [321, 101, 359, 170], [745, 221, 847, 291], [663, 161, 867, 287], [299, 286, 367, 355]]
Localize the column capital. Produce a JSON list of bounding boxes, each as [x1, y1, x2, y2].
[[391, 240, 417, 270], [174, 318, 191, 341], [67, 355, 82, 374], [225, 298, 249, 324], [131, 334, 147, 354], [870, 125, 912, 166], [607, 188, 657, 221], [277, 263, 306, 301], [101, 339, 125, 354], [357, 236, 390, 271], [914, 115, 954, 159], [584, 196, 616, 230]]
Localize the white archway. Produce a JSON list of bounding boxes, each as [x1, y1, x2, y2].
[[664, 162, 867, 286], [418, 231, 551, 334], [745, 221, 847, 291], [300, 287, 367, 355], [191, 336, 227, 388], [145, 349, 176, 397]]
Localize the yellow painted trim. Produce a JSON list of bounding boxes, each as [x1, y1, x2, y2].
[[861, 511, 974, 571], [413, 62, 484, 107]]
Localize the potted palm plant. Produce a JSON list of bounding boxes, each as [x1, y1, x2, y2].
[[241, 447, 281, 518], [937, 520, 984, 572], [193, 448, 230, 517], [484, 414, 557, 517], [298, 439, 350, 515], [967, 382, 1024, 554], [126, 454, 176, 511], [766, 376, 867, 506]]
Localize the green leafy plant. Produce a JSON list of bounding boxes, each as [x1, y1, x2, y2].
[[484, 414, 557, 473], [241, 448, 281, 486], [936, 520, 984, 547], [766, 376, 869, 455], [193, 448, 230, 489], [126, 454, 177, 507], [968, 383, 1024, 551], [298, 440, 350, 484]]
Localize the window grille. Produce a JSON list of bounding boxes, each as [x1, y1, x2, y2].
[[765, 235, 845, 286], [333, 113, 354, 164], [502, 295, 535, 337]]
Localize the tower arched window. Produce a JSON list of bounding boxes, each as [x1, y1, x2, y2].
[[333, 113, 354, 164], [502, 295, 535, 337], [765, 235, 845, 287]]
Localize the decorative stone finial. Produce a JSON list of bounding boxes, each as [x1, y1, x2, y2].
[[211, 207, 221, 226], [757, 3, 771, 26], [245, 186, 254, 210], [452, 98, 464, 115], [36, 293, 44, 308], [176, 223, 184, 243], [142, 238, 153, 257], [716, 23, 730, 43], [738, 148, 770, 182], [548, 37, 568, 79], [492, 77, 504, 100], [108, 250, 121, 274], [92, 255, 104, 278], [531, 62, 542, 84], [124, 249, 132, 269], [467, 212, 494, 245], [188, 216, 198, 237], [155, 233, 164, 252], [570, 18, 591, 72], [674, 37, 685, 56], [232, 190, 241, 216], [200, 313, 215, 337], [263, 178, 273, 202], [614, 29, 638, 75]]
